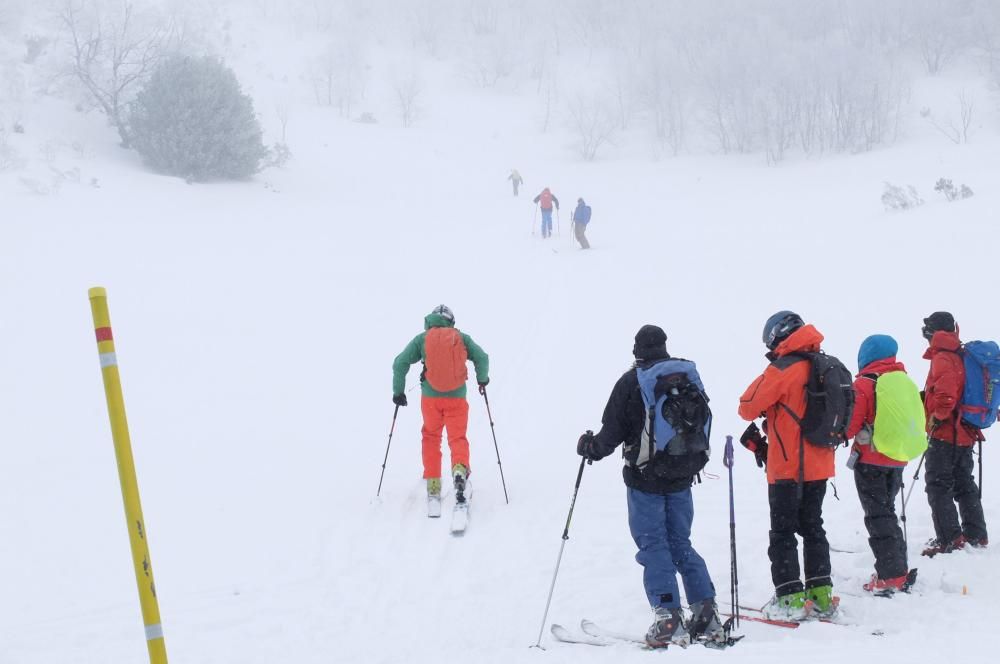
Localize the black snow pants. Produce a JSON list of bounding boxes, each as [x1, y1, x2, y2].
[[768, 480, 832, 595], [854, 463, 907, 579], [925, 438, 988, 544]]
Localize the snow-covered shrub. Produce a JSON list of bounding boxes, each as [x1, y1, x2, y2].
[[129, 56, 266, 181], [934, 178, 974, 202], [881, 183, 924, 211], [263, 142, 292, 169], [24, 35, 47, 64], [0, 131, 25, 172]]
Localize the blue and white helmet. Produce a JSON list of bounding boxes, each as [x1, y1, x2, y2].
[[431, 304, 455, 323]]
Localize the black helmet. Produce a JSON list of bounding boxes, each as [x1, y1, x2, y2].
[[922, 311, 955, 340], [431, 304, 455, 323], [762, 310, 804, 350]]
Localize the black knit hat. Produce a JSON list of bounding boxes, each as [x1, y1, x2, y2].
[[633, 324, 668, 360], [922, 311, 955, 340]]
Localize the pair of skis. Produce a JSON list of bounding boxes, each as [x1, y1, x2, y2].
[[551, 618, 743, 650], [728, 600, 884, 636], [428, 481, 471, 535]]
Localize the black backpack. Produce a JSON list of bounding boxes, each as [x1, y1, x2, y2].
[[779, 351, 854, 448]]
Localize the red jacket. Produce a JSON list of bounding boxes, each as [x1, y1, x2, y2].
[[924, 331, 980, 447], [738, 324, 836, 484], [845, 358, 907, 468]]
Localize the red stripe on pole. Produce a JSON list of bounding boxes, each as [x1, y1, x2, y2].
[[95, 327, 114, 342]]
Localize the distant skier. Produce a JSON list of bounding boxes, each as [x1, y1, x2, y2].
[[737, 311, 839, 621], [508, 169, 523, 196], [532, 187, 559, 238], [392, 305, 489, 517], [844, 334, 921, 594], [576, 325, 728, 649], [571, 198, 591, 249], [919, 312, 989, 556]]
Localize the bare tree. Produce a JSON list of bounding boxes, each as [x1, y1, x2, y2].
[[971, 0, 1000, 74], [910, 0, 965, 75], [308, 37, 368, 117], [566, 93, 617, 161], [638, 49, 688, 157], [56, 0, 175, 147], [464, 34, 514, 88], [922, 89, 975, 144], [393, 67, 422, 128], [275, 102, 290, 142], [466, 0, 500, 36]]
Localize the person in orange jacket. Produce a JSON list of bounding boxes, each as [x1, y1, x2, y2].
[[737, 311, 836, 621]]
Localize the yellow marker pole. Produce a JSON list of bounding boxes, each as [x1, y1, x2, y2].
[[88, 287, 168, 664]]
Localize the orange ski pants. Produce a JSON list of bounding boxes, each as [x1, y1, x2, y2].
[[420, 396, 470, 479]]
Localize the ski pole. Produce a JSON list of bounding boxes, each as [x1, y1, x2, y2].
[[899, 474, 909, 569], [376, 405, 400, 497], [533, 456, 589, 649], [978, 439, 983, 500], [532, 203, 537, 236], [556, 207, 561, 236], [902, 450, 926, 513], [480, 386, 509, 504], [723, 435, 739, 627]]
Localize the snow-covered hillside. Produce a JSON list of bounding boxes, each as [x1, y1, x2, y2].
[[2, 3, 999, 663]]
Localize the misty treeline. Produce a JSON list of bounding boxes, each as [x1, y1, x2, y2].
[[269, 0, 1000, 161], [2, 0, 999, 164]]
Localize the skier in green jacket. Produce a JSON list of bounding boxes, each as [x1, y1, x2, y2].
[[392, 305, 489, 515]]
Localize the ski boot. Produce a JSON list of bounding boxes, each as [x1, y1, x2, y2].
[[645, 607, 690, 649], [687, 599, 731, 648], [863, 569, 918, 596], [427, 477, 442, 518], [922, 535, 966, 557], [967, 536, 988, 549], [453, 464, 468, 505], [762, 590, 807, 621], [805, 585, 839, 619]]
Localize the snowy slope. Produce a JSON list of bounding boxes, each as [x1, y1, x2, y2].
[[2, 29, 1000, 664]]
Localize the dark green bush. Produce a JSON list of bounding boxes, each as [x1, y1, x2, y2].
[[130, 56, 266, 181]]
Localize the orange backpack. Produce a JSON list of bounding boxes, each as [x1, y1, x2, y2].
[[424, 328, 469, 392]]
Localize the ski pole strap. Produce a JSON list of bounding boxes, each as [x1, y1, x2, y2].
[[723, 435, 734, 469]]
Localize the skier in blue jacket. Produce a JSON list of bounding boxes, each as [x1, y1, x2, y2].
[[571, 198, 591, 249]]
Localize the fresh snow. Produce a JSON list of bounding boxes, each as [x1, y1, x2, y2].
[[2, 8, 999, 664]]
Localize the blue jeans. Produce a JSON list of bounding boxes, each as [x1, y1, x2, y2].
[[627, 487, 715, 609], [540, 209, 553, 237]]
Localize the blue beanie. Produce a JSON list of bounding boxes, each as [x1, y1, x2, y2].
[[858, 334, 898, 371]]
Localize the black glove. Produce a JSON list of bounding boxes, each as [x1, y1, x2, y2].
[[478, 379, 489, 395], [739, 422, 768, 469], [392, 393, 408, 407], [577, 430, 601, 461]]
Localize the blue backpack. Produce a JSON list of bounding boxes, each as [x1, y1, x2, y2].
[[634, 358, 712, 480], [960, 341, 1000, 429]]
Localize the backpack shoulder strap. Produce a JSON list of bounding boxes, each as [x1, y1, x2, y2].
[[771, 352, 809, 371]]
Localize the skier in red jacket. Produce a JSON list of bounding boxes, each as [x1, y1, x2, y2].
[[844, 334, 917, 594], [920, 312, 988, 556]]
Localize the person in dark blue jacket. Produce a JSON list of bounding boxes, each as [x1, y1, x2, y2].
[[576, 325, 727, 649], [571, 198, 592, 249]]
